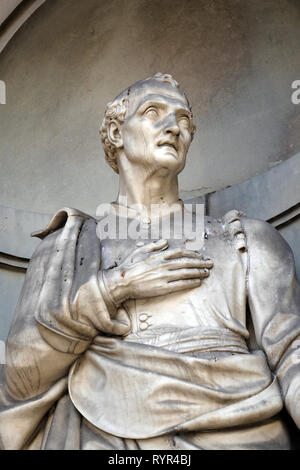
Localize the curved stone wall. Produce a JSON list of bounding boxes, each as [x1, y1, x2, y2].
[[0, 0, 300, 215]]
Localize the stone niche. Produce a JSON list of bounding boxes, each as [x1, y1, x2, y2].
[[0, 0, 300, 450]]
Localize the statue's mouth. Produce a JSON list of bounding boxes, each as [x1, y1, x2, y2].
[[157, 141, 178, 152]]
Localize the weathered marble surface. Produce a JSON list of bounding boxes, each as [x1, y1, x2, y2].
[[0, 74, 299, 450]]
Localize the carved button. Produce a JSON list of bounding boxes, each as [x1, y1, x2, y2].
[[139, 313, 149, 321], [142, 216, 151, 224], [139, 312, 152, 331]]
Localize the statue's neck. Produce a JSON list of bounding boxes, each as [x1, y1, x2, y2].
[[116, 165, 180, 214]]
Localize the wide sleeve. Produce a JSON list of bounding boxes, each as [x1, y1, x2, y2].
[[4, 211, 131, 403], [243, 217, 300, 428]]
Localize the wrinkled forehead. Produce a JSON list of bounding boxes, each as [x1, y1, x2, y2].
[[123, 79, 190, 118]]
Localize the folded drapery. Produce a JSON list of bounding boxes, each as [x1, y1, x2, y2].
[[69, 333, 283, 439], [125, 325, 249, 354]]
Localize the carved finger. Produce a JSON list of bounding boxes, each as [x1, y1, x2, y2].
[[164, 258, 213, 270], [145, 239, 169, 253], [167, 268, 210, 281], [163, 248, 204, 260], [166, 279, 202, 292]]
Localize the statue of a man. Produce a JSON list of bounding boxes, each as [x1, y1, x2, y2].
[[1, 73, 300, 450]]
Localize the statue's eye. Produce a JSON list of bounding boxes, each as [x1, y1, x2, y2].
[[178, 115, 190, 127], [144, 107, 159, 119]]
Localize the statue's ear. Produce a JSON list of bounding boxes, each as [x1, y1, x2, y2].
[[107, 120, 123, 148]]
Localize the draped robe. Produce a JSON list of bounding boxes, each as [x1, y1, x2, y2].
[[0, 207, 300, 450]]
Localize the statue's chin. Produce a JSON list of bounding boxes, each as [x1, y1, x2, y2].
[[158, 157, 187, 178], [154, 148, 183, 170]]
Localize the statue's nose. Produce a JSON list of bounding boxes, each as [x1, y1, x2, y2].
[[164, 115, 180, 136]]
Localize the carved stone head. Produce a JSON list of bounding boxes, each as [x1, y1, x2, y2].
[[100, 73, 196, 175]]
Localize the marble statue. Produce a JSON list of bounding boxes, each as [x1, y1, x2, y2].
[[0, 73, 300, 450]]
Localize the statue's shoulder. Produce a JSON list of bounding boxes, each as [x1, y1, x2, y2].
[[241, 215, 293, 259], [241, 216, 274, 237], [219, 210, 292, 258], [31, 207, 95, 240], [206, 209, 291, 258]]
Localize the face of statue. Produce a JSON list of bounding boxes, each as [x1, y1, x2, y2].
[[118, 80, 194, 175]]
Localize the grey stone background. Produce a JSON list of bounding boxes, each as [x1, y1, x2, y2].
[[0, 0, 299, 344]]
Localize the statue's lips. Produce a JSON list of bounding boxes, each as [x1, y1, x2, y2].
[[157, 142, 178, 152]]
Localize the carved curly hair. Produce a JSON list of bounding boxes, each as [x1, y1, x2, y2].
[[99, 73, 195, 174]]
